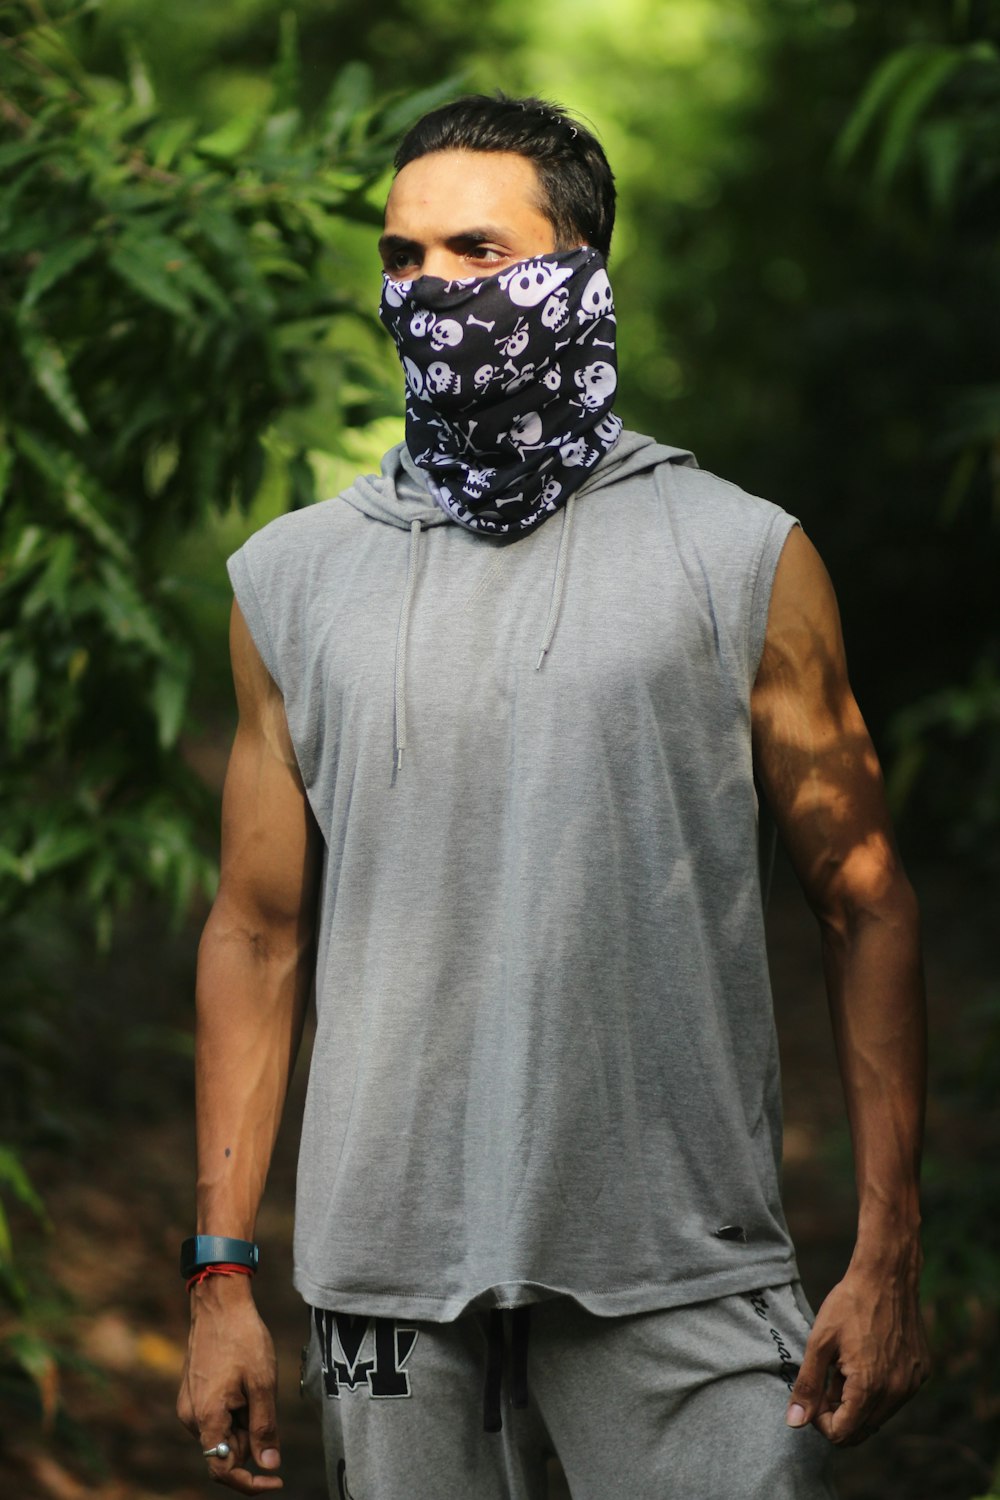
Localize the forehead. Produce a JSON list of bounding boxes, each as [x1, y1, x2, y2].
[[384, 149, 553, 242]]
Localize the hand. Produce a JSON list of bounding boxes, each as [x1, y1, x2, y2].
[[785, 1258, 931, 1446], [177, 1276, 284, 1492]]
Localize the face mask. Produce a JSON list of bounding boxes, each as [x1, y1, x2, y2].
[[378, 246, 623, 537]]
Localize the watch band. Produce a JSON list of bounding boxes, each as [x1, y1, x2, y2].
[[180, 1235, 260, 1280]]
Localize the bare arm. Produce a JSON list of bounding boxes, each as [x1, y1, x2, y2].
[[751, 526, 930, 1445], [177, 600, 322, 1493]]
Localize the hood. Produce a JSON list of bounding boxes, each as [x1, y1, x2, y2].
[[340, 428, 699, 532]]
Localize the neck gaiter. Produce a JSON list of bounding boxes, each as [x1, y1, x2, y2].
[[378, 246, 623, 537]]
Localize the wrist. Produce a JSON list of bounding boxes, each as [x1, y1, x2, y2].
[[849, 1222, 923, 1281], [180, 1234, 259, 1280], [188, 1270, 257, 1312]]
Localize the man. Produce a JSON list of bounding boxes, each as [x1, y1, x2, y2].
[[177, 94, 929, 1498]]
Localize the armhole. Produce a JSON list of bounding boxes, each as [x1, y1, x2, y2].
[[227, 544, 282, 693], [747, 511, 800, 683], [748, 510, 799, 911]]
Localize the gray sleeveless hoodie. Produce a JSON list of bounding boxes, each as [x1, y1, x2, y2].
[[228, 429, 801, 1321]]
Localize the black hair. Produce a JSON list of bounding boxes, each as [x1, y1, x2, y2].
[[393, 92, 617, 260]]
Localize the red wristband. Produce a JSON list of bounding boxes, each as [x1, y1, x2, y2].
[[186, 1262, 256, 1293]]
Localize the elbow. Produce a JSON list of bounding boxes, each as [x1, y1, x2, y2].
[[813, 853, 920, 947], [199, 886, 315, 971]]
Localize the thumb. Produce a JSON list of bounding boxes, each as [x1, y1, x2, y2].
[[786, 1330, 833, 1429]]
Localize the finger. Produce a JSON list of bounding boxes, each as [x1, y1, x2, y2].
[[214, 1464, 284, 1493], [813, 1385, 876, 1446], [786, 1329, 835, 1429], [200, 1418, 283, 1494], [199, 1409, 240, 1484], [246, 1379, 282, 1477], [177, 1383, 198, 1436]]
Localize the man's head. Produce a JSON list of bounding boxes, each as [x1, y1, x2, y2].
[[380, 93, 616, 283]]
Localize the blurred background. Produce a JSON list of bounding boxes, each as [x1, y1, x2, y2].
[[1, 1, 998, 1496]]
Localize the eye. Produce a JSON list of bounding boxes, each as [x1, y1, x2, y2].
[[466, 244, 505, 264], [383, 246, 419, 278]]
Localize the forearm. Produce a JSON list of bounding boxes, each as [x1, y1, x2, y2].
[[819, 873, 926, 1266], [194, 894, 313, 1239]]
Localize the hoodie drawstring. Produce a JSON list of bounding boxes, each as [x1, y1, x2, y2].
[[535, 493, 576, 670], [483, 1306, 531, 1433], [393, 497, 575, 775], [393, 518, 423, 773]]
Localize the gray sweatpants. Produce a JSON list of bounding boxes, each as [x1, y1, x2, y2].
[[301, 1281, 836, 1499]]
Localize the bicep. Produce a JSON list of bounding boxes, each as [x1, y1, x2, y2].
[[751, 529, 901, 922], [216, 601, 321, 930]]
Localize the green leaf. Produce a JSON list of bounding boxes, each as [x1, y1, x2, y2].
[[21, 236, 95, 312], [320, 61, 374, 146], [109, 230, 231, 318], [7, 656, 39, 753], [873, 48, 969, 189], [123, 31, 156, 111], [376, 78, 464, 141], [272, 9, 301, 115], [0, 140, 49, 173], [21, 533, 77, 621], [108, 233, 194, 318], [13, 427, 131, 565], [196, 112, 261, 160], [0, 426, 13, 508], [0, 1148, 47, 1224], [832, 46, 938, 169], [16, 316, 89, 435], [148, 116, 197, 170], [150, 657, 191, 750], [93, 557, 171, 657], [918, 119, 966, 217]]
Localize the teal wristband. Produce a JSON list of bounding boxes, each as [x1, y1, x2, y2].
[[180, 1235, 259, 1280]]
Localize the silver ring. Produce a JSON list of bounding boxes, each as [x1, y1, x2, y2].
[[202, 1442, 231, 1459]]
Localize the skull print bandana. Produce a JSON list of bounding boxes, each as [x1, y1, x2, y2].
[[378, 246, 623, 537]]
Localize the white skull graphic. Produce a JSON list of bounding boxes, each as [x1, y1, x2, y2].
[[499, 259, 576, 307], [574, 360, 617, 411], [594, 412, 623, 446], [410, 310, 436, 338], [506, 411, 544, 454], [474, 363, 498, 390], [542, 363, 562, 392], [496, 318, 530, 359], [463, 466, 497, 499], [430, 317, 464, 351], [383, 278, 412, 308], [402, 356, 425, 398], [541, 477, 563, 507], [504, 363, 536, 394], [578, 269, 614, 322], [427, 360, 461, 396], [560, 436, 595, 467], [541, 288, 570, 332]]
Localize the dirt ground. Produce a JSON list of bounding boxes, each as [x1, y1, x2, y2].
[[3, 853, 998, 1500]]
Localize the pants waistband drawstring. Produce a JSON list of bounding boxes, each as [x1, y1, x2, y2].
[[483, 1307, 531, 1433]]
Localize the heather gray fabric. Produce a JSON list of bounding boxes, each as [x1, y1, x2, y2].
[[227, 428, 801, 1321], [300, 1283, 837, 1499]]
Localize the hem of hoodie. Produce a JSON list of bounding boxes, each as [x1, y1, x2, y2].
[[292, 1249, 800, 1323]]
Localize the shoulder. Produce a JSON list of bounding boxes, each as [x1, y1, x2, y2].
[[663, 457, 795, 539], [238, 493, 358, 561]]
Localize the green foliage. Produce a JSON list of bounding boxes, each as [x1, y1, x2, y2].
[[831, 9, 1000, 858], [0, 0, 445, 1424], [0, 1, 441, 938]]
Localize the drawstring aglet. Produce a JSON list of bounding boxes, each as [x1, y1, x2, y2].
[[535, 647, 548, 671], [394, 746, 405, 772]]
